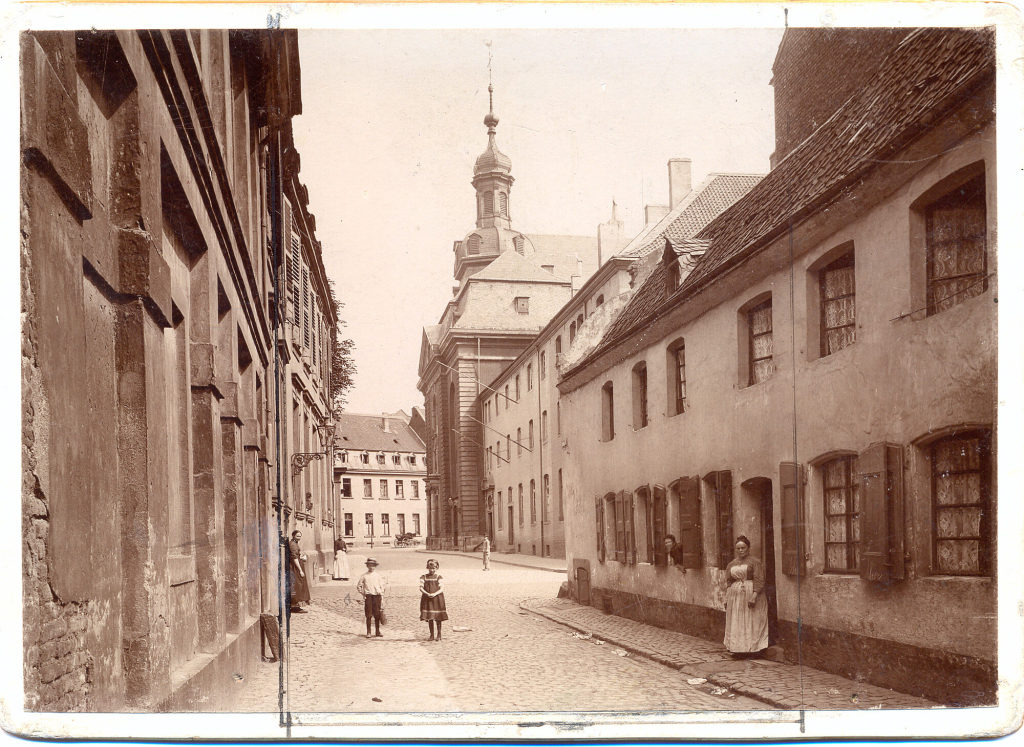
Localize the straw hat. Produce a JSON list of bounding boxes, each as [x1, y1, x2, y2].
[[365, 558, 379, 566]]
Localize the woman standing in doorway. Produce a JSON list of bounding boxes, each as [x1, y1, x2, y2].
[[722, 535, 768, 656], [288, 530, 312, 612], [333, 535, 350, 581]]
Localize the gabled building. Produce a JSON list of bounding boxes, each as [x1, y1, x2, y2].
[[480, 163, 761, 558], [417, 86, 598, 551], [332, 412, 427, 546], [558, 28, 996, 706]]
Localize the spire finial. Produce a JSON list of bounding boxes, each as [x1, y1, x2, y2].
[[484, 40, 498, 133]]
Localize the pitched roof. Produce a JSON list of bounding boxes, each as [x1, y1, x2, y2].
[[619, 174, 763, 258], [683, 28, 994, 293], [469, 248, 568, 283], [575, 28, 994, 369], [333, 412, 426, 452]]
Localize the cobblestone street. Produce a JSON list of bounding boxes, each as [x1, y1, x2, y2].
[[224, 549, 761, 713]]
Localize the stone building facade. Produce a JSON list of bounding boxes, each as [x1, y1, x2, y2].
[[21, 29, 336, 711], [558, 28, 996, 706], [417, 87, 597, 551], [332, 412, 427, 548]]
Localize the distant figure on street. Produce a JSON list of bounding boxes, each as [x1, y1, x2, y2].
[[722, 535, 768, 656], [481, 536, 491, 570], [288, 530, 311, 613], [333, 535, 350, 581], [663, 534, 686, 573], [356, 557, 386, 638], [418, 558, 448, 640]]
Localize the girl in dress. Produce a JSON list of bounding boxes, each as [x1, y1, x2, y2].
[[722, 535, 769, 656], [418, 559, 448, 640]]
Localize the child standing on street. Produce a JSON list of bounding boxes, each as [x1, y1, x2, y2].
[[418, 559, 448, 641], [481, 536, 491, 570], [356, 557, 386, 638]]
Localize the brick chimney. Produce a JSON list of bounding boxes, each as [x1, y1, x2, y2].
[[382, 415, 391, 433], [597, 200, 626, 265], [668, 158, 692, 208]]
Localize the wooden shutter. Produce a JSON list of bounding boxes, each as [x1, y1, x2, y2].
[[595, 495, 605, 563], [715, 472, 733, 569], [677, 476, 703, 569], [858, 443, 905, 584], [623, 490, 637, 565], [780, 462, 805, 576], [652, 485, 667, 566], [614, 491, 625, 562]]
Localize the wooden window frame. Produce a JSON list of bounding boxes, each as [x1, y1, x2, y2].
[[822, 455, 860, 573], [601, 381, 615, 441], [632, 362, 649, 429], [707, 471, 733, 569], [747, 298, 773, 386], [666, 338, 686, 416], [930, 430, 992, 576], [819, 251, 856, 357], [925, 173, 987, 316]]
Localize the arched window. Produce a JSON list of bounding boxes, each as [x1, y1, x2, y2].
[[467, 234, 481, 255], [632, 361, 648, 429], [601, 381, 615, 441], [483, 191, 494, 216], [666, 338, 686, 415]]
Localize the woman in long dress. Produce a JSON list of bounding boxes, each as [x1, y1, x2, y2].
[[418, 559, 448, 640], [288, 530, 312, 612], [722, 535, 769, 655], [333, 536, 350, 581]]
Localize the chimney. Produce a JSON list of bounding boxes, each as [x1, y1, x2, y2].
[[597, 200, 626, 265], [644, 204, 669, 226], [382, 415, 391, 433], [668, 158, 692, 208]]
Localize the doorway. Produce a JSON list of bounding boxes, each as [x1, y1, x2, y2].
[[744, 477, 779, 645], [507, 506, 514, 546]]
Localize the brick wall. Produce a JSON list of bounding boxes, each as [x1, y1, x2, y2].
[[772, 29, 907, 163]]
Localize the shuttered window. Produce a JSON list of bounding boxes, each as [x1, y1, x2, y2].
[[301, 266, 310, 348], [780, 462, 805, 576], [931, 432, 990, 576], [290, 233, 301, 327], [748, 299, 774, 385], [499, 191, 508, 216], [652, 485, 668, 566], [707, 471, 733, 569], [823, 455, 860, 572], [857, 443, 906, 583], [820, 252, 856, 356], [595, 495, 606, 562], [612, 491, 625, 562], [483, 192, 494, 216], [636, 487, 654, 564], [620, 490, 636, 564], [530, 480, 537, 524], [926, 174, 987, 315], [675, 476, 702, 568]]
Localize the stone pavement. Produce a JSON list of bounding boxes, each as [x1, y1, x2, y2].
[[415, 547, 567, 573], [221, 551, 762, 713], [521, 597, 940, 711]]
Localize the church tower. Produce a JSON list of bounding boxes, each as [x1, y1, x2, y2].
[[454, 84, 528, 283]]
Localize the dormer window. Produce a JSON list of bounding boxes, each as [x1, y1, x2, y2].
[[596, 294, 605, 307], [514, 296, 529, 314], [667, 262, 681, 292], [376, 452, 386, 465], [393, 454, 401, 466], [360, 452, 370, 465]]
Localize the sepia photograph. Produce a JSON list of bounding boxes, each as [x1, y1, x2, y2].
[[8, 1, 1023, 740]]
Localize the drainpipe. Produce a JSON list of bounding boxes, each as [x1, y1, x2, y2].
[[536, 348, 545, 557]]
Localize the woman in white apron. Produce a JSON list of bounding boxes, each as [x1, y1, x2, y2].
[[722, 534, 769, 655], [333, 536, 350, 581]]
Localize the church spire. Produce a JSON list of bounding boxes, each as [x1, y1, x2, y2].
[[472, 57, 513, 230]]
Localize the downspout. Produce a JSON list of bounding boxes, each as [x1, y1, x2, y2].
[[536, 348, 545, 557]]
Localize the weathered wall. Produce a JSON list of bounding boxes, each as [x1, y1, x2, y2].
[[561, 119, 997, 704]]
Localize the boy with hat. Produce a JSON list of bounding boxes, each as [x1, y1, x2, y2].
[[356, 557, 387, 638]]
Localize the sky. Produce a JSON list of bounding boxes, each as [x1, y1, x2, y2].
[[292, 27, 785, 415]]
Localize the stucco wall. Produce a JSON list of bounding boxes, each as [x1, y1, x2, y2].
[[561, 123, 996, 700]]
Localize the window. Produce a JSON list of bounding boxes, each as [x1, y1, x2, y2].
[[468, 234, 481, 254], [707, 471, 733, 568], [543, 474, 550, 522], [497, 491, 503, 530], [632, 362, 648, 429], [596, 294, 604, 307], [515, 375, 521, 400], [363, 479, 372, 498], [504, 386, 510, 410], [344, 513, 353, 536], [577, 313, 584, 329], [360, 452, 369, 465], [515, 297, 530, 314], [412, 481, 420, 498], [487, 446, 493, 469], [667, 261, 681, 292], [820, 252, 856, 356], [823, 456, 860, 572], [376, 452, 386, 465], [541, 411, 548, 443], [518, 484, 524, 526], [672, 477, 702, 569], [397, 514, 406, 535], [528, 419, 534, 450], [557, 401, 561, 435], [530, 480, 537, 524], [393, 454, 401, 466], [483, 192, 494, 215], [516, 428, 522, 456], [410, 455, 417, 466], [527, 363, 533, 391], [484, 401, 489, 422], [607, 491, 636, 563], [667, 338, 686, 415], [380, 480, 388, 499], [558, 470, 564, 521], [569, 321, 576, 343], [601, 381, 615, 441], [365, 513, 374, 536], [396, 480, 404, 499], [555, 336, 562, 356], [412, 514, 421, 534], [339, 450, 348, 463], [540, 351, 546, 380], [513, 235, 525, 254], [746, 297, 774, 386], [499, 191, 508, 216], [931, 431, 991, 575], [506, 434, 511, 459], [636, 486, 654, 564], [926, 173, 987, 315], [342, 478, 352, 498], [381, 513, 390, 536]]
